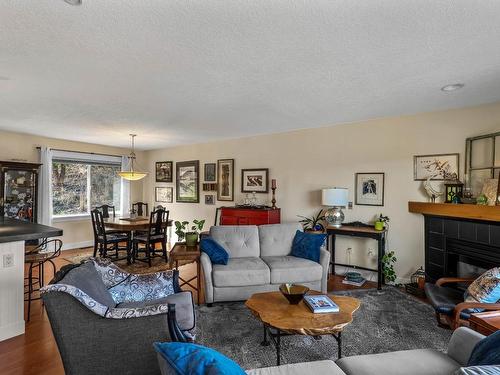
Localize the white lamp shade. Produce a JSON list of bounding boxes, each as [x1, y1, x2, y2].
[[322, 188, 348, 207]]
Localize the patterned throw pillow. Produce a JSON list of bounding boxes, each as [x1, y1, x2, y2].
[[465, 267, 500, 304]]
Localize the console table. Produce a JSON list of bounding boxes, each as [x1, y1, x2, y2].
[[326, 225, 387, 290], [469, 311, 500, 336]]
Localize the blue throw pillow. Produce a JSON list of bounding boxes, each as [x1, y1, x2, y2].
[[291, 230, 327, 263], [154, 342, 245, 375], [200, 238, 229, 265], [468, 330, 500, 366]]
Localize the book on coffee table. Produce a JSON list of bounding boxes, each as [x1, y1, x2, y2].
[[342, 277, 366, 287], [304, 295, 339, 313]]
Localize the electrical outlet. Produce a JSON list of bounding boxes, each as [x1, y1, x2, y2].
[[3, 253, 14, 268], [346, 247, 352, 254], [348, 201, 353, 209]]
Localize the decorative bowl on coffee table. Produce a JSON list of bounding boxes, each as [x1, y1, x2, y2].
[[279, 283, 309, 304]]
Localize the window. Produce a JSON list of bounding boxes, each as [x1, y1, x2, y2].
[[51, 151, 123, 219], [465, 132, 500, 195]]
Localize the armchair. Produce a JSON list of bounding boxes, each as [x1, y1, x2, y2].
[[41, 258, 195, 375], [425, 277, 500, 329]]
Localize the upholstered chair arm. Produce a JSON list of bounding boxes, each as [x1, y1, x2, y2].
[[319, 247, 330, 293], [453, 302, 500, 329], [447, 327, 485, 366], [436, 277, 475, 287], [200, 252, 214, 304]]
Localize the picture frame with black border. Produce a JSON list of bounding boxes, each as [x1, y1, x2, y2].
[[155, 186, 173, 203], [156, 161, 173, 183], [355, 172, 385, 206], [204, 163, 216, 182], [176, 160, 200, 203], [217, 159, 234, 201], [241, 168, 269, 193], [205, 194, 215, 205]]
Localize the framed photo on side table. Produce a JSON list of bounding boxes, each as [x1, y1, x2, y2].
[[355, 172, 385, 206], [241, 168, 269, 193], [176, 160, 200, 203], [156, 161, 173, 183], [155, 187, 173, 203], [217, 159, 234, 201]]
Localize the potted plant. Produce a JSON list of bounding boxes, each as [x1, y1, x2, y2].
[[174, 219, 206, 246], [297, 210, 325, 233], [374, 214, 389, 231], [382, 250, 397, 285]]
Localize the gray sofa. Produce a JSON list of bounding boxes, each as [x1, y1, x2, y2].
[[41, 258, 195, 375], [201, 223, 330, 304], [247, 327, 486, 375]]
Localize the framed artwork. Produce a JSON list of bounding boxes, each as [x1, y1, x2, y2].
[[204, 163, 216, 182], [241, 168, 269, 193], [176, 160, 200, 203], [155, 187, 173, 203], [202, 183, 217, 191], [413, 153, 459, 181], [355, 172, 385, 206], [156, 161, 173, 183], [217, 159, 234, 201], [205, 194, 215, 205]]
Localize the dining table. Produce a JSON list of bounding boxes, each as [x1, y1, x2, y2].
[[103, 216, 173, 232]]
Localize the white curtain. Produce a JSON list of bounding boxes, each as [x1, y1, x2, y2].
[[120, 155, 131, 216], [37, 146, 53, 225]]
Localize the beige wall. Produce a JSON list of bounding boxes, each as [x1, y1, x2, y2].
[[143, 102, 500, 282], [0, 130, 145, 248]]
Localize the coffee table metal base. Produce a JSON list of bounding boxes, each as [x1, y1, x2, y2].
[[260, 324, 342, 366]]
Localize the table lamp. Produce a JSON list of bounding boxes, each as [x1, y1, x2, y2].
[[322, 188, 348, 227]]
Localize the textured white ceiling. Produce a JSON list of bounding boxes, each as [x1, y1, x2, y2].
[[1, 1, 500, 150]]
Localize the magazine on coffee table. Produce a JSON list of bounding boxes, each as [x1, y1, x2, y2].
[[304, 295, 339, 313]]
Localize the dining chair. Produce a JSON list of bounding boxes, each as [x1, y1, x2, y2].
[[91, 209, 131, 262], [95, 204, 116, 219], [133, 207, 169, 266], [132, 202, 149, 217], [24, 238, 62, 321]]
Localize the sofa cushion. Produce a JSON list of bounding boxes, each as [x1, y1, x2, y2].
[[259, 223, 302, 257], [291, 230, 326, 263], [262, 256, 323, 284], [468, 330, 500, 366], [246, 360, 345, 375], [210, 225, 260, 258], [60, 261, 116, 308], [116, 291, 195, 331], [201, 237, 229, 265], [154, 342, 246, 375], [213, 257, 270, 287], [336, 349, 460, 375]]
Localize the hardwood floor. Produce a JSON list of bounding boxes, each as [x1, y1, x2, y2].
[[0, 248, 377, 375]]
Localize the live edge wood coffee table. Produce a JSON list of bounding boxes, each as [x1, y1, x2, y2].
[[245, 291, 360, 366]]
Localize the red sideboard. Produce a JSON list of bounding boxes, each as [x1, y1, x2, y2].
[[219, 207, 281, 226]]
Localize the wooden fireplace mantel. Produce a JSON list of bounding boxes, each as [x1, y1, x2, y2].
[[408, 201, 500, 222]]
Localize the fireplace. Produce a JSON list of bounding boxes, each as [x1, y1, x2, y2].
[[424, 216, 500, 282]]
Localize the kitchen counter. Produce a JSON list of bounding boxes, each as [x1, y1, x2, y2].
[[0, 217, 62, 243]]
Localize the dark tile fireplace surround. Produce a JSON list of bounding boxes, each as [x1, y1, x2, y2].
[[425, 215, 500, 282]]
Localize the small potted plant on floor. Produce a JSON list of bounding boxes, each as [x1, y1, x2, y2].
[[298, 210, 325, 233], [175, 219, 206, 246], [374, 214, 389, 231]]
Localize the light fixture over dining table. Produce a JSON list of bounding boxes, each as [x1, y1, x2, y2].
[[118, 134, 148, 181]]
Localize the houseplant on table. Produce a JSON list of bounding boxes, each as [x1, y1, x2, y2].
[[174, 219, 206, 246], [374, 214, 389, 231], [298, 210, 325, 233]]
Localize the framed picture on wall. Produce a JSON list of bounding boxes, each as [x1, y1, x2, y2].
[[155, 187, 173, 203], [205, 194, 215, 205], [355, 172, 385, 206], [176, 160, 200, 203], [413, 153, 459, 181], [204, 163, 216, 182], [217, 159, 234, 201], [241, 168, 269, 193], [156, 161, 173, 183]]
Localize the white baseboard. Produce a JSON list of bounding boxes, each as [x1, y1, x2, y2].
[[62, 240, 93, 251], [0, 320, 24, 342]]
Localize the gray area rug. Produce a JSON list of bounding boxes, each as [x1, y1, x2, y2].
[[196, 287, 452, 370]]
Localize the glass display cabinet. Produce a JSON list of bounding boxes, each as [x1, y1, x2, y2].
[[0, 161, 41, 223]]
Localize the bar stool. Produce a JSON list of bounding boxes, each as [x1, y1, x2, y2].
[[24, 238, 62, 321]]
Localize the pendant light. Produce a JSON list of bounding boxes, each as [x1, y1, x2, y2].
[[119, 134, 148, 181]]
